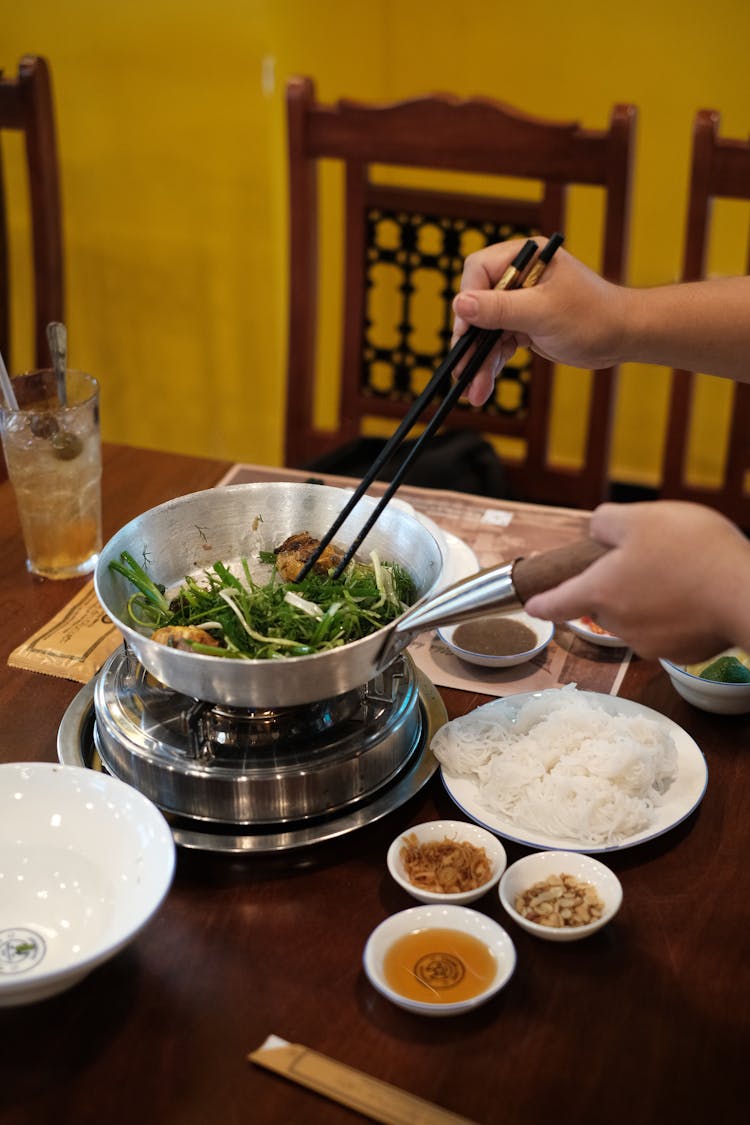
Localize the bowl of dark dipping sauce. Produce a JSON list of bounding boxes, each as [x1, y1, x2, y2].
[[437, 611, 554, 669]]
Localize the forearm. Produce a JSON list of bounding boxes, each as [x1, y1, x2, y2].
[[454, 242, 750, 402], [622, 276, 750, 382]]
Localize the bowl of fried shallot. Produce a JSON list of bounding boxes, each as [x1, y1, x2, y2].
[[386, 819, 507, 905]]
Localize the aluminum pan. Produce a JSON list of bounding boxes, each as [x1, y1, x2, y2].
[[95, 482, 444, 707]]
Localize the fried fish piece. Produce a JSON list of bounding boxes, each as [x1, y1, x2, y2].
[[274, 531, 344, 581], [151, 625, 220, 651]]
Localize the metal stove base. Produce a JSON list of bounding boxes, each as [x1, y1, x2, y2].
[[57, 671, 447, 855]]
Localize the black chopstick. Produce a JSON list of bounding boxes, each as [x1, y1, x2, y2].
[[520, 231, 564, 288], [296, 235, 563, 582], [291, 248, 531, 587], [328, 328, 512, 577]]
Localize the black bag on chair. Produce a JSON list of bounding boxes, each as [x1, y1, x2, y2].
[[305, 430, 509, 499]]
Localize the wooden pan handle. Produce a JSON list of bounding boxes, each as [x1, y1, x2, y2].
[[511, 539, 609, 604]]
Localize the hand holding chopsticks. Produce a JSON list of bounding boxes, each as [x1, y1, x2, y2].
[[296, 234, 565, 582]]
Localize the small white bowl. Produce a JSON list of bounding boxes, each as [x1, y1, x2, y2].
[[437, 611, 554, 669], [0, 762, 175, 1006], [660, 657, 750, 715], [387, 820, 507, 904], [566, 617, 625, 648], [498, 850, 622, 942], [363, 904, 516, 1016]]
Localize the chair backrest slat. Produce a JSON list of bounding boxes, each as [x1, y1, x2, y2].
[[0, 55, 64, 374], [660, 109, 750, 528], [286, 76, 636, 509]]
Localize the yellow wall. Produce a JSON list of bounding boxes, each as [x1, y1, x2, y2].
[[2, 0, 749, 487]]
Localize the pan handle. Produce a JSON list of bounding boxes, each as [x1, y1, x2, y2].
[[511, 538, 609, 603], [379, 537, 609, 668]]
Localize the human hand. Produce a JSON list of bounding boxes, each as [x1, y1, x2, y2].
[[452, 239, 630, 406], [523, 501, 750, 662]]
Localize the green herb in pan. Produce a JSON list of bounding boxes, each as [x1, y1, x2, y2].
[[109, 549, 416, 659]]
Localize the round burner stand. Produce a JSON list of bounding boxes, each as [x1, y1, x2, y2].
[[57, 653, 446, 855]]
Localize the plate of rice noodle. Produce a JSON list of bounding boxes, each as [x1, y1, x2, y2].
[[432, 685, 708, 853]]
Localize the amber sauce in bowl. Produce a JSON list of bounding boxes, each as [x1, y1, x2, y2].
[[364, 904, 516, 1015], [383, 927, 497, 1004]]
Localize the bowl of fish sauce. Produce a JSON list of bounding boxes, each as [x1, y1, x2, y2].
[[363, 904, 516, 1016], [437, 610, 554, 669], [387, 819, 506, 904]]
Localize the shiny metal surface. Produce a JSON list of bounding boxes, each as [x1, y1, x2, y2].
[[57, 663, 448, 854], [383, 541, 612, 662], [381, 563, 520, 665], [92, 647, 423, 825], [95, 482, 444, 707], [96, 481, 591, 710]]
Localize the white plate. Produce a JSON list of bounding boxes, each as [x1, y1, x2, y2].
[[391, 499, 478, 589], [437, 530, 479, 589], [439, 691, 708, 853], [566, 617, 627, 648]]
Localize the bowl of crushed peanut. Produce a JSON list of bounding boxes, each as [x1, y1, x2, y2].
[[498, 850, 622, 942], [387, 820, 507, 905]]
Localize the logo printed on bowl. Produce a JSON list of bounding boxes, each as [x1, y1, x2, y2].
[[0, 929, 46, 974]]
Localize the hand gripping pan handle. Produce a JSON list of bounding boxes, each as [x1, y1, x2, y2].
[[511, 538, 609, 604], [380, 537, 609, 666]]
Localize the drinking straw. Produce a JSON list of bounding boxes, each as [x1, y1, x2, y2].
[[0, 349, 19, 410]]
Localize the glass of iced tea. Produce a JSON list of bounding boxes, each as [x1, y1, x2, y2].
[[0, 369, 102, 579]]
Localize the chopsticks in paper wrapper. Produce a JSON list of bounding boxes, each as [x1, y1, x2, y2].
[[249, 1035, 478, 1125], [7, 580, 121, 682]]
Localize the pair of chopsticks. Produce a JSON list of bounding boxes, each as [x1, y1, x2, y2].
[[296, 233, 565, 582]]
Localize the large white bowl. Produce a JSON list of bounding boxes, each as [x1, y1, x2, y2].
[[498, 850, 622, 942], [437, 611, 554, 669], [0, 763, 175, 1006], [386, 820, 507, 904], [659, 658, 750, 714], [363, 903, 516, 1017]]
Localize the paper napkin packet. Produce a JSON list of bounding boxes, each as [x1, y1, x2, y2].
[[8, 581, 121, 683]]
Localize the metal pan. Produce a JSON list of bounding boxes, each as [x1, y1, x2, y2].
[[95, 482, 606, 708]]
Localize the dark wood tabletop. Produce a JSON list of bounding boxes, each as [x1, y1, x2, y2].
[[0, 445, 747, 1125]]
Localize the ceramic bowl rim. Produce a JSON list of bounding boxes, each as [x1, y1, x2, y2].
[[386, 819, 507, 904], [498, 850, 623, 941], [659, 657, 750, 689], [659, 657, 750, 713], [565, 617, 626, 648], [437, 611, 554, 669], [363, 903, 516, 1014], [0, 762, 175, 1001]]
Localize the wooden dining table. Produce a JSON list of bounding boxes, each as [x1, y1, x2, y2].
[[0, 443, 746, 1125]]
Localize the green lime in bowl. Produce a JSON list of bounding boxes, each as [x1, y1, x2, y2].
[[660, 649, 750, 714]]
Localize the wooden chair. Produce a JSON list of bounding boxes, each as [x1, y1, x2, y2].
[[0, 55, 64, 374], [285, 75, 636, 508], [660, 109, 750, 528]]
